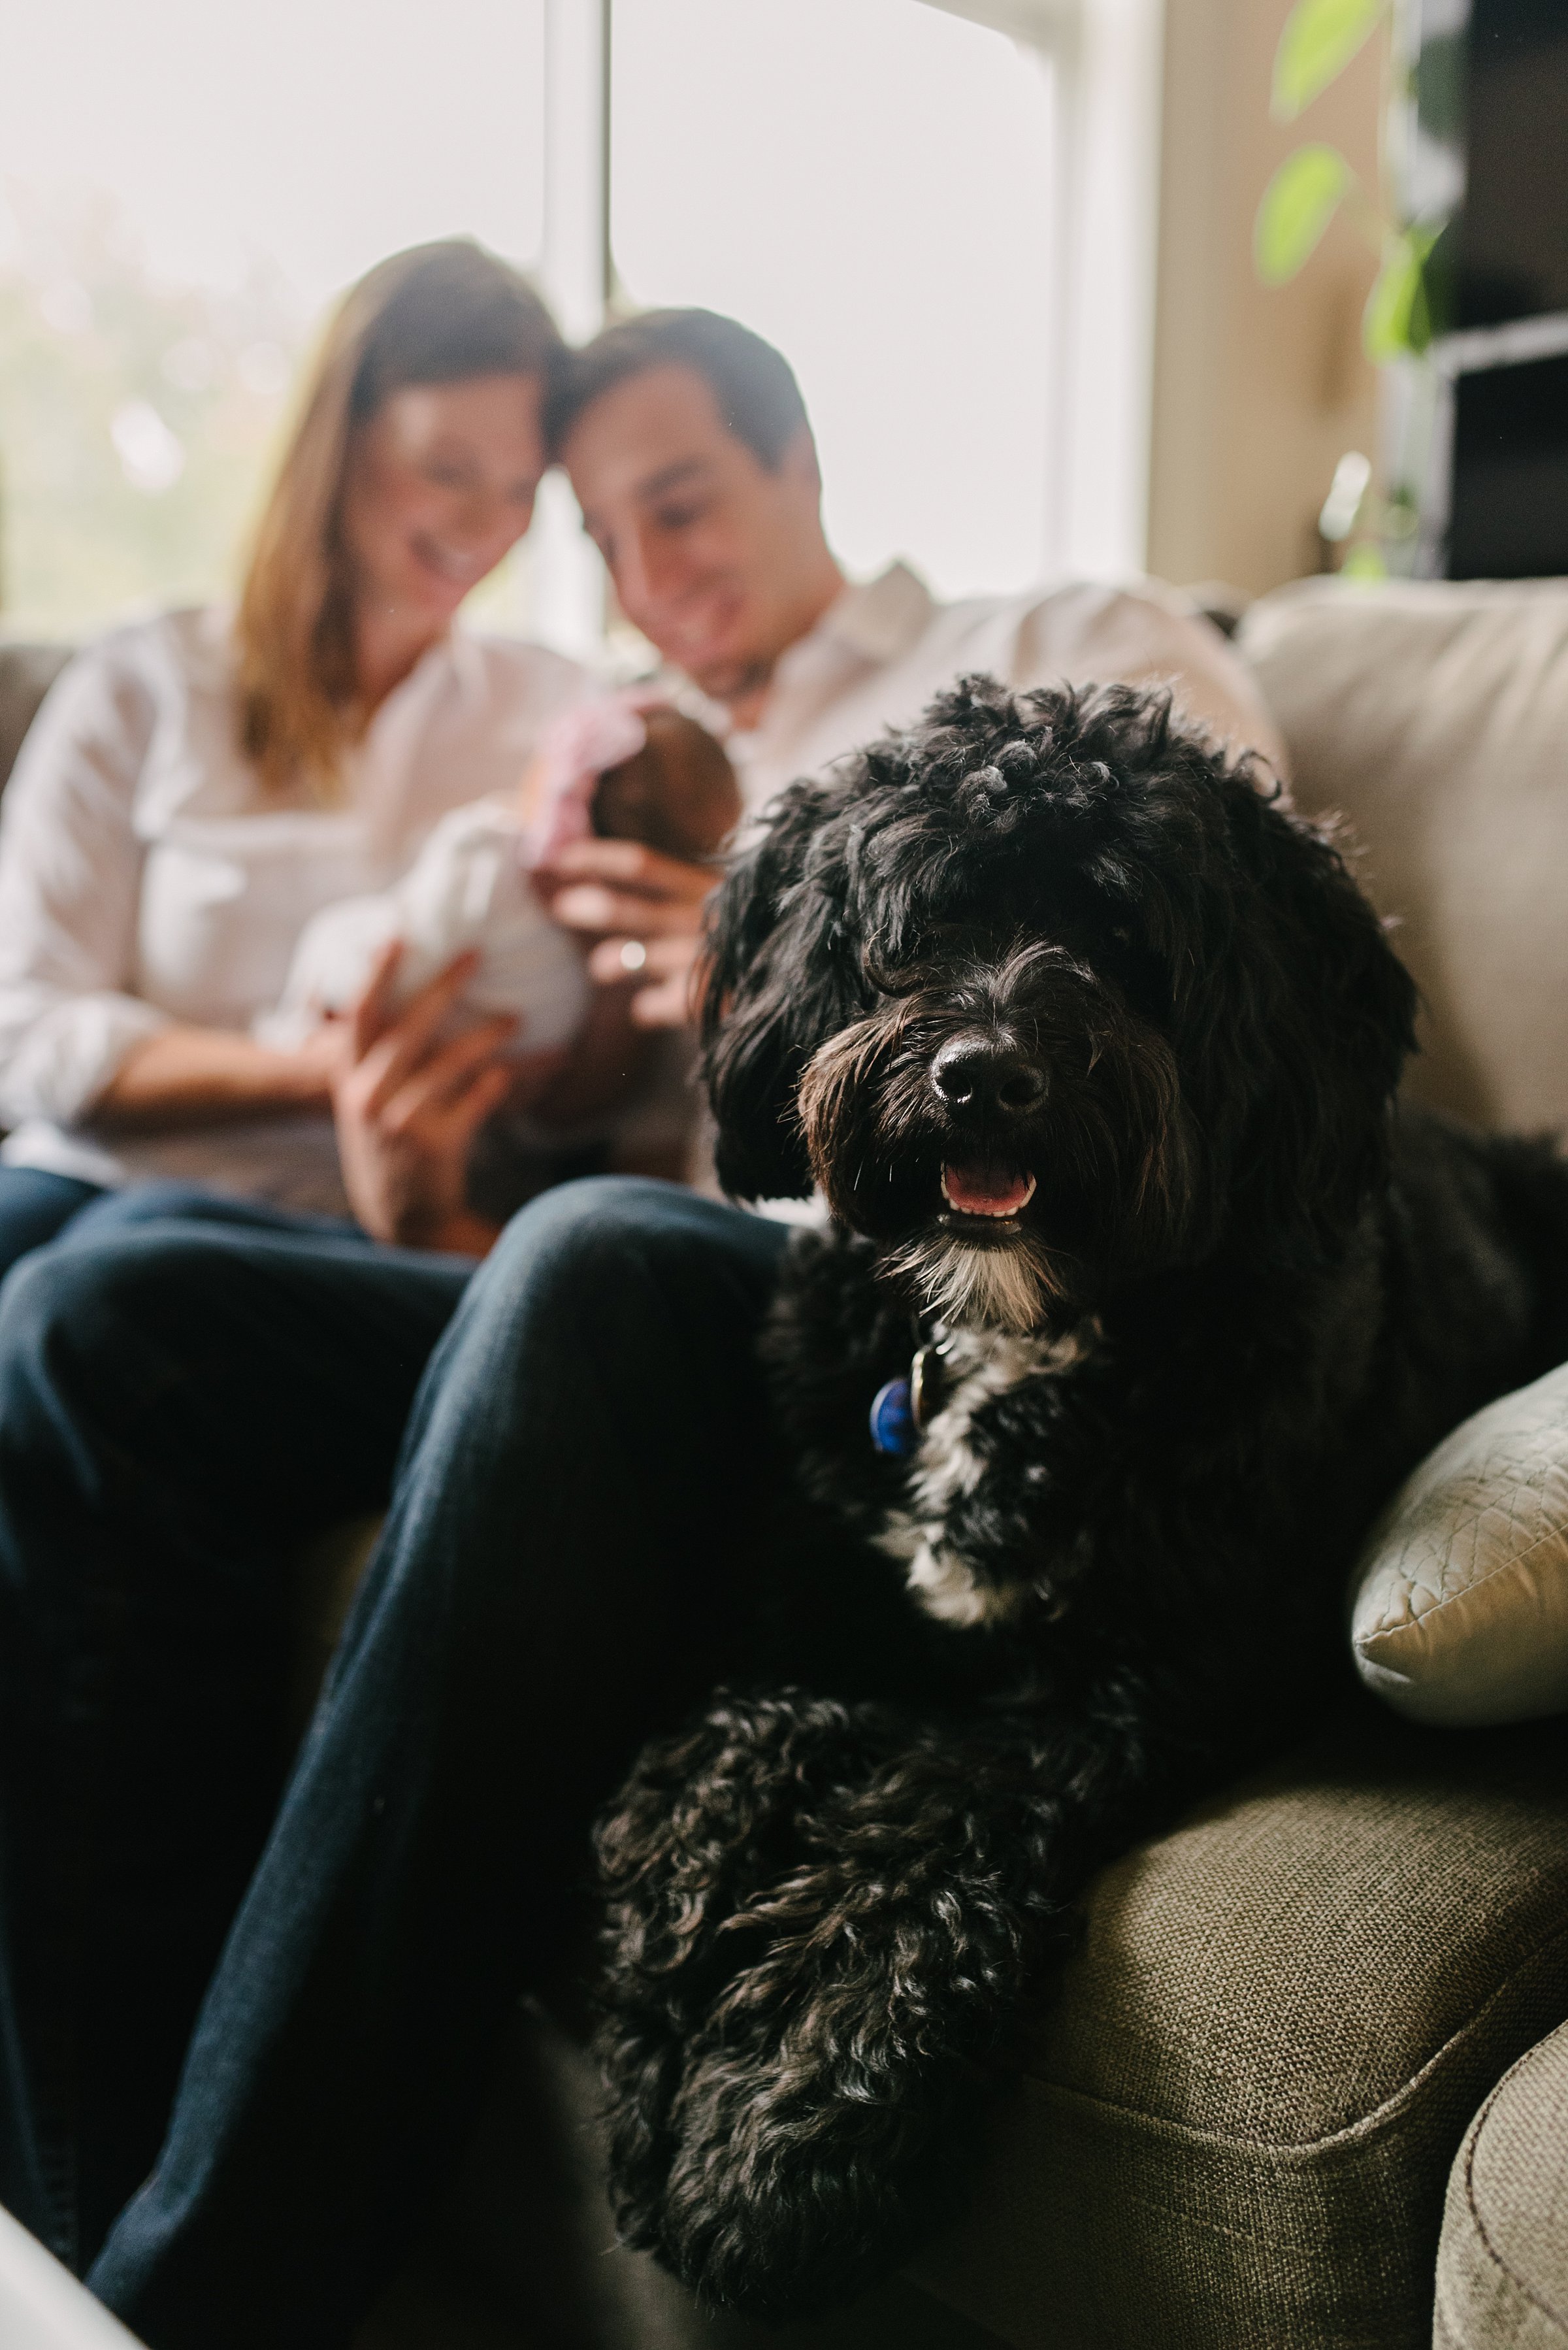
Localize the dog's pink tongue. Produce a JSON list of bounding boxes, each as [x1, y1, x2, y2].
[[941, 1161, 1036, 1217]]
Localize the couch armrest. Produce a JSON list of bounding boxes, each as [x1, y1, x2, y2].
[[1435, 2015, 1568, 2349]]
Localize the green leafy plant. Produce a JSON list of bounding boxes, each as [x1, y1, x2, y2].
[[1254, 0, 1434, 363], [0, 189, 303, 637], [1272, 0, 1386, 120], [1254, 145, 1352, 284]]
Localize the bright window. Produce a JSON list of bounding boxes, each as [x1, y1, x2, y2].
[[0, 0, 546, 638], [610, 0, 1058, 603], [0, 0, 1060, 643]]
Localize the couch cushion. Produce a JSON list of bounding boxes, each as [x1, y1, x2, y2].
[[909, 1715, 1568, 2350], [1435, 2016, 1568, 2349], [1237, 578, 1568, 1133]]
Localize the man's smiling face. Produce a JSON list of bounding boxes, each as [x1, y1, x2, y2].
[[561, 362, 840, 720]]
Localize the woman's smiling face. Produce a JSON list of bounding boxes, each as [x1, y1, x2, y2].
[[338, 372, 547, 629]]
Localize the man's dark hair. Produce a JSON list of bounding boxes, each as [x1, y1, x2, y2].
[[545, 308, 809, 467]]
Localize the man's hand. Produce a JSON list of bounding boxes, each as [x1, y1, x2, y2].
[[539, 836, 713, 1030], [332, 944, 563, 1255]]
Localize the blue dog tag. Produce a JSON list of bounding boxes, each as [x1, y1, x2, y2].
[[870, 1376, 916, 1457]]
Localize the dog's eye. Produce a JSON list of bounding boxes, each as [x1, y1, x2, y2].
[[861, 946, 914, 995]]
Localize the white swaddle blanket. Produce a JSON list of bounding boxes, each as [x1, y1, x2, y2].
[[255, 797, 591, 1053]]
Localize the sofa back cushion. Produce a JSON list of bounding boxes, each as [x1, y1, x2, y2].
[[1239, 579, 1568, 1133]]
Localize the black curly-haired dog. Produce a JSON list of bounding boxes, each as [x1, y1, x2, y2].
[[593, 674, 1568, 2321]]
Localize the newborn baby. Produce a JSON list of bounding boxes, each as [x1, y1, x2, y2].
[[259, 701, 740, 1053]]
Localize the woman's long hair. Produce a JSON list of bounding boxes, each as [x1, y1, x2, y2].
[[235, 239, 561, 797]]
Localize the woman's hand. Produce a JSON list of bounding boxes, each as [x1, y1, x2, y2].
[[538, 836, 714, 1030], [332, 943, 563, 1256]]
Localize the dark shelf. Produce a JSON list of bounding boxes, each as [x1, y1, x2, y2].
[[1450, 351, 1568, 578]]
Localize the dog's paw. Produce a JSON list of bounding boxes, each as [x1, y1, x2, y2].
[[647, 2002, 987, 2319], [599, 1715, 1085, 2315], [593, 1689, 907, 2227], [595, 1688, 901, 1996]]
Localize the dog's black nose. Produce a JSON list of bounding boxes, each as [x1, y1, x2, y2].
[[931, 1038, 1047, 1116]]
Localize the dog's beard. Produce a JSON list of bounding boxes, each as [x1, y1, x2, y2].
[[791, 946, 1197, 1334], [885, 1226, 1062, 1334]]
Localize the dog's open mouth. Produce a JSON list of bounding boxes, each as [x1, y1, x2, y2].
[[939, 1161, 1037, 1226]]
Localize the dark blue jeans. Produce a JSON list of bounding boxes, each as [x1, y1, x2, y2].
[[0, 1168, 358, 1280], [0, 1176, 807, 2347], [0, 1167, 105, 1276]]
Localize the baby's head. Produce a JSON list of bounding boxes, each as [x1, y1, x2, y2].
[[592, 708, 742, 863]]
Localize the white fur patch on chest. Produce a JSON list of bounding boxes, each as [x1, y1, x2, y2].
[[874, 1322, 1090, 1626]]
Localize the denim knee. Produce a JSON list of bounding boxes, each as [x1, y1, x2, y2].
[[0, 1236, 136, 1408], [492, 1171, 725, 1266], [463, 1174, 781, 1354], [384, 1176, 783, 1471], [0, 1226, 235, 1436]]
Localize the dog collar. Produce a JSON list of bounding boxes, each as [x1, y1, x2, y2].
[[869, 1338, 949, 1457]]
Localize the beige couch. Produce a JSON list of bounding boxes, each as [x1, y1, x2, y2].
[[4, 582, 1567, 2350]]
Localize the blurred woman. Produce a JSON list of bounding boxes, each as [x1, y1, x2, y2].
[[0, 238, 611, 1274]]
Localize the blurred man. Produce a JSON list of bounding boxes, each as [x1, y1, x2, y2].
[[543, 308, 1282, 1023]]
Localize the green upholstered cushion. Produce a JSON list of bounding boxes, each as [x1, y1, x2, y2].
[[911, 1716, 1568, 2350], [1435, 2017, 1568, 2349]]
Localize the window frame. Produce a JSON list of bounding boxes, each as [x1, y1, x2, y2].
[[528, 0, 1160, 655]]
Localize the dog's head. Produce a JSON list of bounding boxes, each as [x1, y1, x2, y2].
[[703, 676, 1416, 1334]]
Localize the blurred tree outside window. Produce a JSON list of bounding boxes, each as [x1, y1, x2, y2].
[[0, 187, 303, 638], [0, 0, 546, 646]]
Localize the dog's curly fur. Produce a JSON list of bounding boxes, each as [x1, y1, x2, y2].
[[593, 676, 1568, 2319]]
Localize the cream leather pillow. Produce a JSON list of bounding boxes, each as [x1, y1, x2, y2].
[[1351, 1364, 1568, 1727]]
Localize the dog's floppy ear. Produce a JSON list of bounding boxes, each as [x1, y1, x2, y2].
[[1177, 781, 1418, 1259], [700, 777, 868, 1200]]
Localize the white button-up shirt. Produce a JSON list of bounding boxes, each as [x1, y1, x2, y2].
[[721, 561, 1285, 812], [0, 606, 583, 1210]]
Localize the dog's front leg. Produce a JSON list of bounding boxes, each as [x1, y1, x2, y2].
[[593, 1686, 910, 2264], [598, 1681, 1179, 2321]]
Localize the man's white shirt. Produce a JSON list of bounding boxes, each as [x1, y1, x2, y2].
[[717, 561, 1285, 814]]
